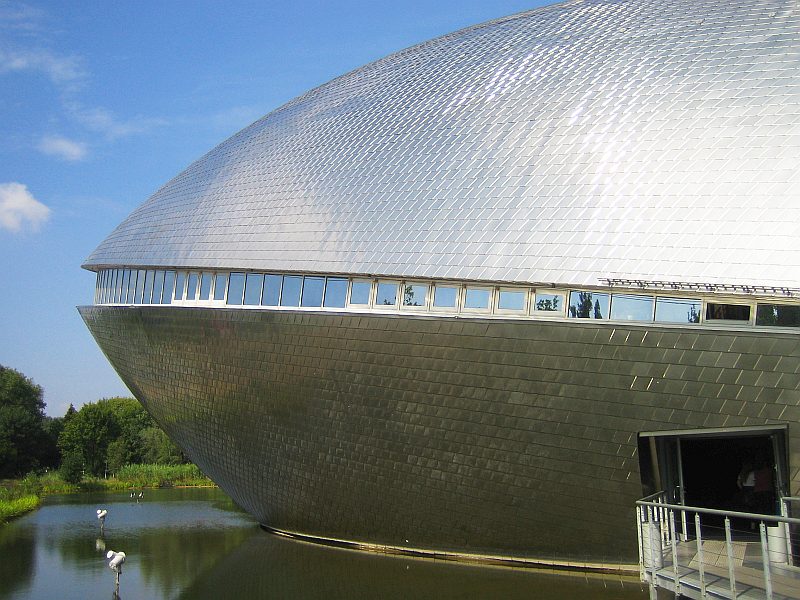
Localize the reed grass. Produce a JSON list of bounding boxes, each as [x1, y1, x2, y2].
[[115, 464, 213, 488], [0, 494, 40, 524], [1, 464, 215, 524]]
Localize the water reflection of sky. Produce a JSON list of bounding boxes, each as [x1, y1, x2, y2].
[[0, 489, 647, 599]]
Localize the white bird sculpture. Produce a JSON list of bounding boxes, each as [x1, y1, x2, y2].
[[96, 509, 108, 532], [107, 550, 126, 573]]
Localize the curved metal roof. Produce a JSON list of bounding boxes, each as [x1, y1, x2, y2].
[[85, 0, 800, 289]]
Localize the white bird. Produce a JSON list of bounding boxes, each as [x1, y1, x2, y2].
[[107, 550, 126, 573], [96, 509, 108, 520]]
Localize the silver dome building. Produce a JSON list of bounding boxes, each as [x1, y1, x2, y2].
[[81, 0, 800, 568]]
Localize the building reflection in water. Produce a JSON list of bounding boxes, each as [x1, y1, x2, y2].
[[0, 489, 646, 599], [180, 532, 647, 600]]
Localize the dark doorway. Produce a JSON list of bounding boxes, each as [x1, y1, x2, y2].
[[680, 435, 775, 515], [638, 426, 788, 534]]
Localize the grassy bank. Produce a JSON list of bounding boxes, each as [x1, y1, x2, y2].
[[114, 463, 213, 488], [0, 493, 40, 524], [0, 464, 215, 524]]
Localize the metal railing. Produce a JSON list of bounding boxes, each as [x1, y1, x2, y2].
[[636, 492, 800, 600]]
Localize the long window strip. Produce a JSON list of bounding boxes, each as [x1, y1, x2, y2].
[[92, 268, 800, 328]]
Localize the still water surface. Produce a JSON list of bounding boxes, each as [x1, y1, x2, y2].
[[0, 488, 647, 599]]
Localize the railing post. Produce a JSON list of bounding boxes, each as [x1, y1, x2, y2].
[[781, 498, 792, 566], [647, 505, 658, 599], [681, 507, 688, 542], [669, 509, 681, 597], [760, 521, 774, 600], [636, 505, 645, 580], [724, 516, 737, 599], [695, 513, 706, 598]]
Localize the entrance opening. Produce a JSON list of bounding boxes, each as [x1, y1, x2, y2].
[[680, 435, 775, 516], [638, 425, 788, 532]]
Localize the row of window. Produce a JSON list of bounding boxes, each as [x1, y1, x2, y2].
[[93, 268, 800, 328]]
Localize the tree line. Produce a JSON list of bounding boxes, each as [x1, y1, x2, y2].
[[0, 365, 185, 482]]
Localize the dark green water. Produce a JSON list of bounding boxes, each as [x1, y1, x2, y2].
[[0, 488, 647, 599]]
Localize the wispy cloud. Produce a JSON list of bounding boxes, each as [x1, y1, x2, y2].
[[0, 182, 51, 232], [37, 134, 87, 161], [0, 2, 46, 34], [69, 104, 168, 141], [0, 1, 166, 150], [0, 47, 85, 84]]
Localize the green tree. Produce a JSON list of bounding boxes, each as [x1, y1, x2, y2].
[[58, 396, 188, 476], [568, 291, 593, 318], [106, 438, 131, 475], [58, 402, 120, 477], [140, 427, 184, 465], [59, 451, 84, 484], [58, 397, 167, 476], [39, 416, 63, 470], [104, 397, 155, 464], [63, 403, 77, 423], [535, 297, 560, 311], [0, 366, 49, 478]]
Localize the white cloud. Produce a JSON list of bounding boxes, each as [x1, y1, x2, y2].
[[38, 134, 87, 161], [0, 2, 45, 33], [0, 182, 50, 232], [69, 104, 168, 140], [0, 4, 164, 143], [0, 48, 85, 85]]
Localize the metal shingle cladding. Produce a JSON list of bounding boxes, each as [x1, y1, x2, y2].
[[79, 306, 800, 563], [84, 0, 800, 289]]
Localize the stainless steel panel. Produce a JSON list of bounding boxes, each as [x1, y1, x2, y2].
[[80, 305, 800, 564], [83, 0, 800, 291]]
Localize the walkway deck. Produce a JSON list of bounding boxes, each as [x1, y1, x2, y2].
[[637, 495, 800, 600], [645, 538, 800, 599]]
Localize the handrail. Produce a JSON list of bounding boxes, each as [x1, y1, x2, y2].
[[639, 491, 668, 503], [637, 497, 800, 526], [637, 493, 798, 599]]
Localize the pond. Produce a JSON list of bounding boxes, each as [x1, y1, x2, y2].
[[0, 488, 648, 599]]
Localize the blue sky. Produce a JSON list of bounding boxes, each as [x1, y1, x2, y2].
[[0, 0, 545, 417]]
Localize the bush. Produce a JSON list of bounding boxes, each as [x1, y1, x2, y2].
[[60, 452, 84, 484]]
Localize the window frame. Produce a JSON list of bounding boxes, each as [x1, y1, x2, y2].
[[431, 284, 461, 312], [495, 287, 529, 315], [322, 277, 349, 309], [151, 270, 165, 305], [279, 275, 303, 307], [400, 281, 430, 311], [653, 295, 702, 325], [211, 272, 227, 303], [609, 293, 655, 322], [347, 279, 373, 307], [531, 290, 567, 317], [462, 285, 494, 313], [225, 272, 246, 306], [300, 276, 325, 308], [703, 299, 754, 326], [567, 290, 610, 320], [374, 280, 400, 310]]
